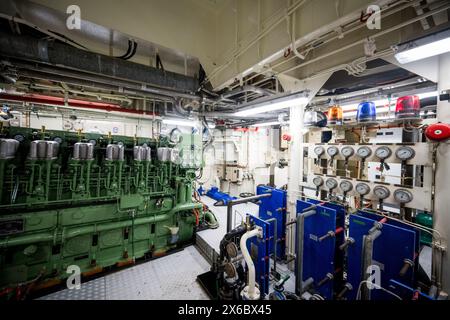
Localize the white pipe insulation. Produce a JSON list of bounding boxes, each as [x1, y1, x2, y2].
[[240, 227, 262, 300]]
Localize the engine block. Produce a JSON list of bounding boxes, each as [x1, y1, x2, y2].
[[0, 127, 211, 297]]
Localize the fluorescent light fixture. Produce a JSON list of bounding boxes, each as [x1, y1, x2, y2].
[[251, 121, 281, 127], [162, 118, 197, 127], [417, 91, 438, 99], [394, 30, 450, 64], [234, 94, 309, 117]]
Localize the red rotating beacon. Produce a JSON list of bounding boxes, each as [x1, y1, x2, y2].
[[425, 123, 450, 142]]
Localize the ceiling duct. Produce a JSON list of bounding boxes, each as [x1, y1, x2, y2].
[[0, 32, 199, 94]]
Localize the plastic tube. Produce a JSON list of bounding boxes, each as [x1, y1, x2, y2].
[[240, 227, 262, 300]]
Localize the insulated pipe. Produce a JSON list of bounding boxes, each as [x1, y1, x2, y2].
[[295, 209, 317, 295], [226, 193, 272, 232], [240, 227, 262, 300]]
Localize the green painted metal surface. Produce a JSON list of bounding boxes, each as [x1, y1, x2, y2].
[[0, 127, 211, 297]]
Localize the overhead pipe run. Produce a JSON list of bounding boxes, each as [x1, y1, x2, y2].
[[0, 32, 198, 94], [226, 193, 272, 233]]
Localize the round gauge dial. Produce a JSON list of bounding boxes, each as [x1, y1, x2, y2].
[[355, 183, 371, 196], [356, 146, 372, 159], [53, 137, 63, 144], [327, 146, 339, 157], [340, 180, 353, 192], [373, 186, 390, 199], [375, 146, 392, 160], [313, 176, 324, 187], [13, 134, 25, 142], [395, 146, 415, 161], [394, 189, 413, 203], [314, 146, 325, 157], [325, 178, 338, 190], [341, 146, 354, 159], [88, 139, 97, 146]]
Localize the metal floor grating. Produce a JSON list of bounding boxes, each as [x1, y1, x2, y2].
[[38, 245, 210, 300]]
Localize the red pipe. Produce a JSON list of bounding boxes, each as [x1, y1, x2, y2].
[[0, 93, 157, 116], [379, 217, 388, 224]]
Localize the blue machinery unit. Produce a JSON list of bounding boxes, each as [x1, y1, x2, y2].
[[246, 214, 272, 297], [296, 199, 345, 299], [347, 211, 420, 300], [205, 187, 237, 205], [296, 198, 425, 300], [257, 186, 287, 260]]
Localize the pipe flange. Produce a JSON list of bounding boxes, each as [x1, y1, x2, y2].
[[241, 285, 260, 300]]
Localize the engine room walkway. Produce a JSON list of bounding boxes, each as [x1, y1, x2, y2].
[[38, 245, 210, 300]]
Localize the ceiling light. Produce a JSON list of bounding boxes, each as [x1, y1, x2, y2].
[[234, 93, 309, 117], [251, 121, 281, 127], [162, 118, 197, 127], [417, 91, 438, 99], [394, 30, 450, 64]]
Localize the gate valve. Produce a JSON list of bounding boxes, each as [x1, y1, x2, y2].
[[282, 134, 292, 142]]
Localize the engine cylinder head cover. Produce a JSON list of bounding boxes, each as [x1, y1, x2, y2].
[[28, 140, 59, 160], [157, 147, 179, 163], [133, 145, 152, 161], [0, 138, 19, 159], [106, 144, 124, 161], [73, 142, 94, 160]]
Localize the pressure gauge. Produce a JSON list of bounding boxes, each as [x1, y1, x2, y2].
[[313, 176, 324, 187], [395, 146, 415, 161], [88, 139, 97, 146], [373, 186, 390, 200], [355, 183, 371, 196], [327, 146, 339, 157], [13, 134, 25, 142], [339, 180, 353, 192], [314, 146, 325, 157], [394, 189, 413, 203], [53, 137, 63, 144], [356, 146, 372, 160], [325, 178, 338, 190], [375, 146, 392, 160], [341, 146, 354, 159]]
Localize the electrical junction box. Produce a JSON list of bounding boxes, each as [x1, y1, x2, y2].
[[280, 126, 289, 150], [369, 127, 419, 144], [178, 133, 202, 168], [225, 166, 243, 182], [272, 127, 289, 150]]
